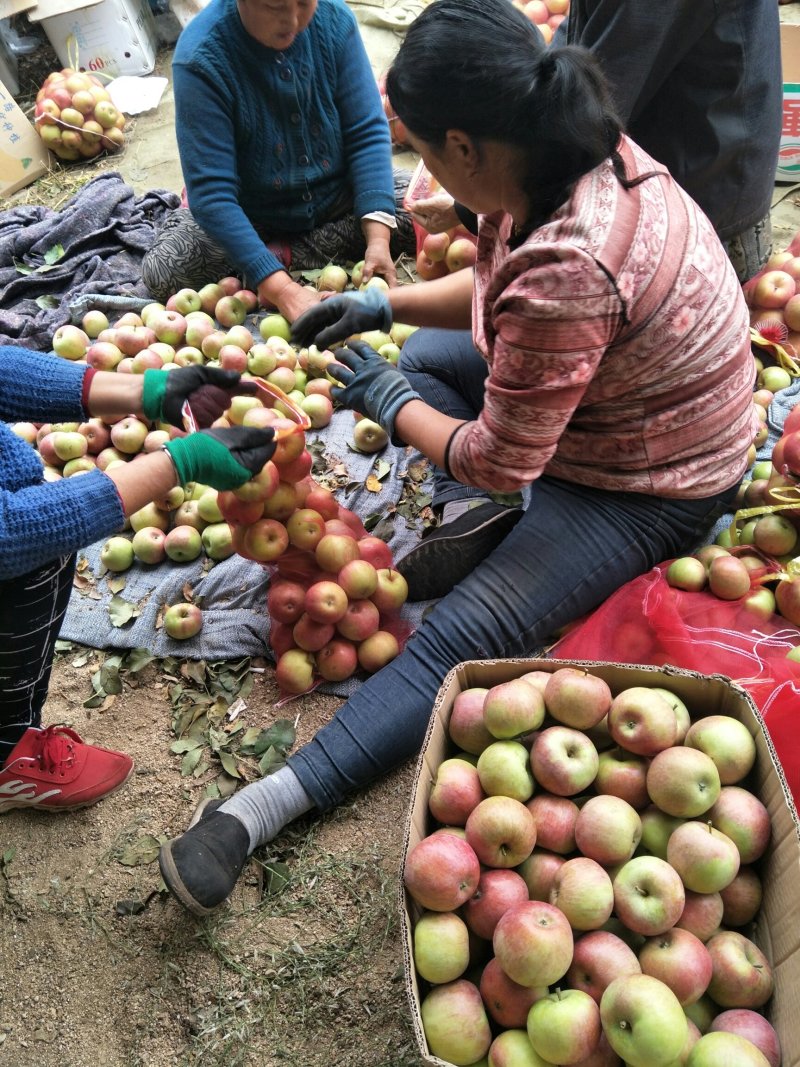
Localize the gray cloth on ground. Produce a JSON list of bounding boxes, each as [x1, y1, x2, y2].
[[0, 171, 179, 350], [60, 408, 437, 697]]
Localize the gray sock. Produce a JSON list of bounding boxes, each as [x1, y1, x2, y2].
[[219, 764, 315, 852], [441, 498, 490, 524]]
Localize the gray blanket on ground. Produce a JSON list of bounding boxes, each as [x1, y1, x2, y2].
[[60, 408, 437, 697], [0, 171, 179, 350]]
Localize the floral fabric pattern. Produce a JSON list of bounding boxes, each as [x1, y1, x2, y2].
[[449, 137, 756, 498]]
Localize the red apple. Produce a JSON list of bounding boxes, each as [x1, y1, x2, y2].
[[356, 630, 400, 672], [525, 793, 578, 854], [315, 637, 358, 682], [463, 868, 529, 940], [404, 832, 481, 911], [465, 795, 537, 868], [479, 956, 547, 1029], [567, 930, 641, 1004], [493, 900, 574, 987], [242, 518, 289, 561], [428, 757, 486, 827], [448, 687, 494, 755], [303, 579, 349, 623], [705, 930, 774, 1009], [710, 1010, 781, 1067]]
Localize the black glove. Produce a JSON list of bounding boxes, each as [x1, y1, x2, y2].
[[329, 340, 421, 444], [142, 366, 258, 428], [164, 427, 276, 490], [291, 289, 392, 351]]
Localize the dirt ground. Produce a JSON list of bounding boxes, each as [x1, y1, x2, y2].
[[1, 652, 421, 1067]]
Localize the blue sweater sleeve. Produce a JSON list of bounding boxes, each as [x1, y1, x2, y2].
[[0, 467, 125, 581], [0, 345, 89, 422], [173, 62, 285, 285], [0, 346, 125, 581], [332, 10, 396, 220]]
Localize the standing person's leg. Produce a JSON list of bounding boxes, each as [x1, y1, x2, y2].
[[396, 328, 524, 599], [0, 556, 133, 813], [723, 212, 773, 285], [159, 475, 735, 913]]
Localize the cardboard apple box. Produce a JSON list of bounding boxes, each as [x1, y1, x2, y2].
[[0, 79, 50, 198], [399, 658, 800, 1067], [29, 0, 158, 79], [778, 22, 800, 182]]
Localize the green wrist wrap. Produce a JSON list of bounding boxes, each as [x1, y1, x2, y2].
[[163, 435, 253, 491], [142, 369, 169, 422]]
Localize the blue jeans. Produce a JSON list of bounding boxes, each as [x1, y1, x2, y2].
[[289, 330, 739, 810]]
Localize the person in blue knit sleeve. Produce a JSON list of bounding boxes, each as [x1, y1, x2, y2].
[[0, 346, 275, 816], [142, 0, 415, 322]]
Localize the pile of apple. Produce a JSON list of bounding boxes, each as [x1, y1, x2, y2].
[[663, 384, 800, 642], [12, 271, 420, 651], [404, 667, 780, 1067], [48, 273, 415, 456], [416, 230, 479, 282], [216, 443, 410, 692], [513, 0, 569, 43], [34, 67, 126, 163]]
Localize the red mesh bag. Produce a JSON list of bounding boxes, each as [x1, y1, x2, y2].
[[549, 562, 800, 803]]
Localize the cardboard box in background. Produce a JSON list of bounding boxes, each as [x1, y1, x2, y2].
[[29, 0, 157, 79], [400, 659, 800, 1067], [0, 77, 49, 197], [778, 22, 800, 181]]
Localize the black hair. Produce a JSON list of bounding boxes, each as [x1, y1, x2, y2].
[[386, 0, 642, 236]]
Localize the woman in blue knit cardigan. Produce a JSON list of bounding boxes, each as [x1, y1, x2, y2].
[[0, 347, 274, 816], [142, 0, 415, 322]]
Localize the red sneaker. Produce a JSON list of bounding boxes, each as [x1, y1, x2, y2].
[[0, 725, 133, 813]]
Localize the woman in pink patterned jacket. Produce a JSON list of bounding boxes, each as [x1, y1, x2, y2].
[[158, 0, 756, 916]]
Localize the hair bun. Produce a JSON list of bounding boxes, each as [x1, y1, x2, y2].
[[535, 49, 558, 84]]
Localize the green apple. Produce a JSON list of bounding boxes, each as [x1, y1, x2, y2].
[[612, 856, 685, 936], [549, 856, 614, 931], [413, 911, 470, 985], [646, 747, 721, 818], [488, 1028, 551, 1067], [667, 821, 740, 894], [201, 522, 235, 561], [259, 312, 292, 342], [640, 805, 684, 861], [163, 602, 203, 640], [527, 988, 601, 1065], [99, 535, 134, 573], [686, 1031, 771, 1066], [483, 678, 545, 739], [683, 715, 757, 785], [477, 740, 535, 802], [600, 973, 688, 1067], [419, 979, 492, 1066]]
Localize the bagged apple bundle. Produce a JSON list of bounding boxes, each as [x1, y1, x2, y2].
[[514, 0, 569, 42], [404, 666, 783, 1067], [34, 68, 126, 163], [403, 159, 479, 280], [223, 460, 412, 694]]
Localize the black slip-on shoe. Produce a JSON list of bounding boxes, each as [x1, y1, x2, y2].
[[159, 801, 250, 917], [396, 502, 523, 601]]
